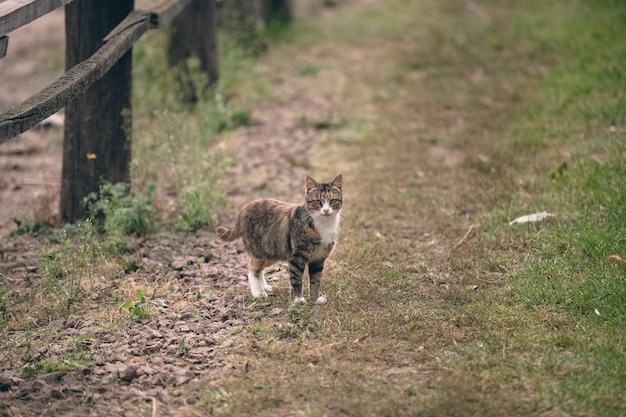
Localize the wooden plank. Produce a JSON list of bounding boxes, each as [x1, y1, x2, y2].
[[0, 10, 150, 144], [0, 35, 7, 58], [0, 0, 75, 35]]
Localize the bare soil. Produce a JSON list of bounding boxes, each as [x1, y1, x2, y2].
[[0, 8, 340, 417], [0, 10, 64, 236]]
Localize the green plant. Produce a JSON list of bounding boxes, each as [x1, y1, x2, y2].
[[18, 362, 60, 378], [68, 333, 92, 352], [118, 258, 142, 274], [248, 323, 264, 335], [177, 337, 190, 356], [177, 179, 225, 232], [197, 290, 215, 302], [0, 285, 8, 325], [119, 289, 167, 321], [41, 219, 103, 314], [86, 182, 155, 252]]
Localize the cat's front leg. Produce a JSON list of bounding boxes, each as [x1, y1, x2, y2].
[[288, 253, 307, 304], [308, 260, 327, 304]]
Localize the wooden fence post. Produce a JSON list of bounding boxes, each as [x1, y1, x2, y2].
[[261, 0, 290, 25], [168, 0, 219, 90], [61, 0, 134, 222]]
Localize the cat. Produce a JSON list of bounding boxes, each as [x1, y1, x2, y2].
[[216, 175, 343, 305]]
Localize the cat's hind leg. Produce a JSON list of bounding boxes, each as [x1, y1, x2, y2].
[[247, 257, 267, 298]]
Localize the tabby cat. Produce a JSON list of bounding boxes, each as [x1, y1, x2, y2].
[[216, 175, 343, 304]]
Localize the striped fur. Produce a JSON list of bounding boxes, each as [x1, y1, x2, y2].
[[216, 175, 343, 303]]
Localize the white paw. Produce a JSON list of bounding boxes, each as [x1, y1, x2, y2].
[[291, 296, 307, 305], [314, 295, 327, 305], [263, 284, 274, 293]]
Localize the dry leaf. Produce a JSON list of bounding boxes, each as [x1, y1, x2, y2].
[[608, 254, 626, 264], [509, 211, 554, 225]]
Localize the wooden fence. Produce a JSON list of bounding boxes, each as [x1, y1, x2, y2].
[[0, 0, 283, 222]]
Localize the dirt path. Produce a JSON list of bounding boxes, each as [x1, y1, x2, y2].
[[0, 10, 65, 236]]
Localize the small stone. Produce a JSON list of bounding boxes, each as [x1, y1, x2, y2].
[[37, 371, 66, 383], [104, 363, 126, 375], [170, 368, 195, 386], [64, 315, 82, 328], [146, 387, 170, 404], [119, 365, 140, 382], [0, 374, 13, 391], [143, 344, 161, 354], [51, 388, 64, 399], [31, 379, 48, 391], [267, 307, 284, 317], [14, 385, 34, 399], [171, 258, 189, 270], [176, 324, 190, 333], [217, 339, 234, 349]]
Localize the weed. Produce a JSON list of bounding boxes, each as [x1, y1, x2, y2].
[[177, 179, 225, 232], [118, 258, 142, 274], [18, 361, 69, 378], [202, 387, 230, 415], [41, 219, 103, 314], [273, 306, 319, 340], [132, 31, 250, 233], [177, 337, 190, 356], [86, 182, 155, 252], [248, 323, 263, 335], [0, 286, 8, 325], [119, 289, 167, 321], [197, 290, 215, 302], [68, 333, 92, 352]]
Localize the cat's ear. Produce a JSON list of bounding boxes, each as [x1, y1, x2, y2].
[[305, 175, 319, 193], [330, 174, 343, 190]]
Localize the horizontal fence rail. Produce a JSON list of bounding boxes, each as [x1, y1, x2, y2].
[[0, 0, 287, 222], [0, 0, 75, 35], [0, 0, 196, 144]]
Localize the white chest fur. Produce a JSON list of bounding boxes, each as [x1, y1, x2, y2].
[[313, 213, 340, 246]]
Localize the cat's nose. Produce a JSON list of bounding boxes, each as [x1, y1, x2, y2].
[[323, 208, 330, 214]]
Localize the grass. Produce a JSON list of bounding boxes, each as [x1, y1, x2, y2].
[[131, 30, 256, 231], [194, 0, 625, 416]]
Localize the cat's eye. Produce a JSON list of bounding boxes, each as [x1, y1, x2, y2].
[[331, 199, 341, 204], [315, 200, 322, 206]]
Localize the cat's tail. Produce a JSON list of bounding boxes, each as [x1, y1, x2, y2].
[[215, 224, 242, 242]]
